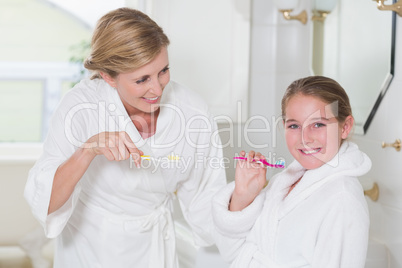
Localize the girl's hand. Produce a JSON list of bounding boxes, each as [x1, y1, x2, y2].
[[82, 131, 143, 166], [230, 150, 267, 211]]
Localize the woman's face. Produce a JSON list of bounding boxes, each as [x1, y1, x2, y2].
[[283, 94, 352, 170], [103, 47, 170, 116]]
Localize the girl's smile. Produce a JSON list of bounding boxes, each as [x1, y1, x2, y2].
[[299, 148, 321, 155]]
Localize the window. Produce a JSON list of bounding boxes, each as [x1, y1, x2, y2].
[[0, 0, 112, 142]]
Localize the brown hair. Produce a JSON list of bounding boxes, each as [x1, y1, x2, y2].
[[281, 76, 352, 123], [84, 8, 170, 79]]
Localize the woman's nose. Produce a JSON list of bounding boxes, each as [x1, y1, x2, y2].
[[149, 77, 163, 96]]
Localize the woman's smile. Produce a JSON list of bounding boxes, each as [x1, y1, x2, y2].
[[142, 96, 160, 104]]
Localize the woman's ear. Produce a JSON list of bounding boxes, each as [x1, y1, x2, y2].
[[100, 72, 117, 88], [341, 115, 354, 139]]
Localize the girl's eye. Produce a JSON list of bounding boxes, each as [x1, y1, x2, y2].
[[313, 122, 326, 128]]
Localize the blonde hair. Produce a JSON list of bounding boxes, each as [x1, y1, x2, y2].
[[281, 76, 352, 123], [84, 8, 170, 79]]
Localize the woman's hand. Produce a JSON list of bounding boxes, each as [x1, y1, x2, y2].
[[229, 150, 267, 211], [49, 131, 142, 215], [83, 131, 143, 166]]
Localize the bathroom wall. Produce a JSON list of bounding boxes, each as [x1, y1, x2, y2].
[[250, 0, 402, 267], [246, 0, 312, 170], [353, 16, 402, 266], [151, 0, 250, 123]]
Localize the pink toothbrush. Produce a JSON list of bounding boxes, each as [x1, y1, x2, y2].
[[233, 157, 285, 168]]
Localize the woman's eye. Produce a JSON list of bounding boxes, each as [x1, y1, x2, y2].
[[287, 124, 299, 129], [160, 67, 170, 75], [136, 77, 149, 84]]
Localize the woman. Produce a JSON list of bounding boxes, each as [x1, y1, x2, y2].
[[25, 8, 226, 268]]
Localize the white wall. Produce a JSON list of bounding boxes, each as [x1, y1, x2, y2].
[[352, 14, 402, 267], [250, 0, 402, 267], [246, 0, 312, 179], [150, 0, 250, 122]]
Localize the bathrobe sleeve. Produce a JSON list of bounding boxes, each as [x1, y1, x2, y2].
[[212, 181, 266, 262], [175, 114, 227, 247], [24, 91, 90, 238], [312, 191, 369, 268]]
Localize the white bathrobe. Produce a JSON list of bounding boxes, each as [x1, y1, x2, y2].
[[213, 141, 371, 268], [24, 79, 226, 268]]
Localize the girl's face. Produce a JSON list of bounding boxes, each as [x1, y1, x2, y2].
[[102, 47, 170, 116], [284, 94, 353, 170]]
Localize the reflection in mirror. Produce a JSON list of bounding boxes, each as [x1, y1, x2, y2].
[[312, 0, 396, 134]]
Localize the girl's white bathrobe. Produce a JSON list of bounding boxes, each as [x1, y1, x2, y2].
[[213, 141, 371, 268], [24, 78, 226, 268]]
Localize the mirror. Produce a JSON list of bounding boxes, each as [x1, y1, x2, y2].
[[312, 0, 396, 134]]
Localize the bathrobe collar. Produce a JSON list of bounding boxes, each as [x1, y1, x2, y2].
[[97, 79, 178, 195], [100, 79, 177, 155], [267, 141, 371, 219]]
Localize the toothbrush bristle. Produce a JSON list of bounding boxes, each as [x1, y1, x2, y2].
[[275, 160, 285, 167]]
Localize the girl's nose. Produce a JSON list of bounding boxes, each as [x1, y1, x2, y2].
[[302, 127, 314, 145]]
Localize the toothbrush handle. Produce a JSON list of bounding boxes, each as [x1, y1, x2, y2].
[[233, 157, 284, 168]]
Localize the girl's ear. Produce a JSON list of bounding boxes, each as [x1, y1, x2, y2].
[[100, 72, 117, 88], [341, 115, 354, 139]]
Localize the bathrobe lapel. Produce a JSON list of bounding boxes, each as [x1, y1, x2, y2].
[[277, 141, 371, 220], [150, 82, 176, 145], [107, 85, 171, 196], [107, 83, 179, 268], [261, 161, 306, 256]]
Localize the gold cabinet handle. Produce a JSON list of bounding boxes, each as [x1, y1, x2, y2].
[[364, 183, 379, 202], [381, 139, 401, 152], [373, 0, 402, 17], [278, 9, 308, 25]]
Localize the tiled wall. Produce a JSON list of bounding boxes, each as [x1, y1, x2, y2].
[[250, 0, 402, 267], [247, 0, 312, 177], [353, 31, 402, 266]]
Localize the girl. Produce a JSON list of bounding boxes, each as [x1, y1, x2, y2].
[[213, 76, 371, 267]]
